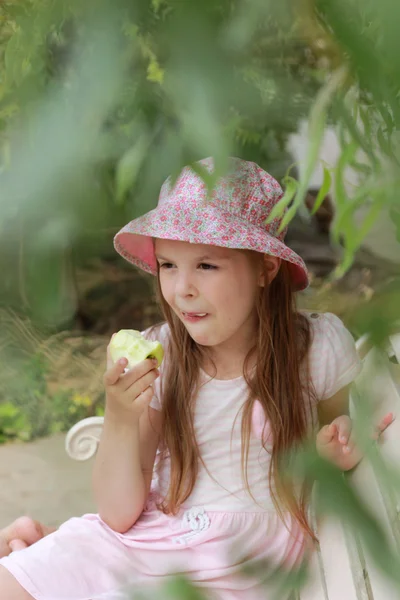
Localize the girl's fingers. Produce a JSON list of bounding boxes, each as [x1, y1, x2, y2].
[[333, 416, 352, 445], [9, 539, 28, 552], [2, 516, 45, 546], [342, 430, 356, 454], [378, 412, 395, 433], [41, 524, 57, 536], [126, 367, 159, 398], [134, 386, 154, 411], [119, 359, 159, 393], [103, 358, 128, 386], [317, 423, 336, 445], [372, 413, 395, 441]]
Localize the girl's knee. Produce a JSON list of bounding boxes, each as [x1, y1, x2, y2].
[[0, 565, 35, 599]]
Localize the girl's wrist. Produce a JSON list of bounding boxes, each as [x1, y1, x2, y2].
[[104, 406, 140, 433]]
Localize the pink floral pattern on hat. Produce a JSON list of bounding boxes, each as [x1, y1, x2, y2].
[[114, 157, 309, 290]]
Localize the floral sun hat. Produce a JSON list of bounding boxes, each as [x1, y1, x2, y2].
[[114, 157, 309, 291]]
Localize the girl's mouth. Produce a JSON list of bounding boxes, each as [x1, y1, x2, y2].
[[182, 312, 208, 323]]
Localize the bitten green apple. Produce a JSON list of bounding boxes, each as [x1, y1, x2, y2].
[[109, 330, 164, 369]]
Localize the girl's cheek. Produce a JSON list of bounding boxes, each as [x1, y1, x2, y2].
[[251, 400, 273, 445]]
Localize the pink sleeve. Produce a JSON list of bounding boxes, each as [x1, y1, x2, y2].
[[308, 312, 362, 401]]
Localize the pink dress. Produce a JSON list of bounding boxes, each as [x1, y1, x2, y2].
[[0, 312, 362, 600]]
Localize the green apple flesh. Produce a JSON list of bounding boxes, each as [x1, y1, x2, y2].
[[110, 330, 164, 368]]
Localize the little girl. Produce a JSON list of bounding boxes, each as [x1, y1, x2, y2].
[[0, 157, 393, 600]]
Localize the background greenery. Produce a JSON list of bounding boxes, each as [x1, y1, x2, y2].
[[1, 0, 400, 596]]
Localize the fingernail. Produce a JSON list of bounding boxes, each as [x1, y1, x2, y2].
[[344, 445, 350, 453], [340, 436, 347, 443], [118, 358, 127, 366]]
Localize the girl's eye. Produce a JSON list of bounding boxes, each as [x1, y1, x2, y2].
[[159, 262, 175, 269], [199, 263, 217, 270]]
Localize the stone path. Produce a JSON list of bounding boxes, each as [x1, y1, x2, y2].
[[0, 434, 95, 529]]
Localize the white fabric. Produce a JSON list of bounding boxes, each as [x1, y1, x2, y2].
[[144, 312, 362, 512], [307, 312, 362, 400]]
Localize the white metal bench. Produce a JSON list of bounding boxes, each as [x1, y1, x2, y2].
[[65, 332, 400, 598]]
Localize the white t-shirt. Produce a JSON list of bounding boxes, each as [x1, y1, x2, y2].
[[145, 312, 362, 512]]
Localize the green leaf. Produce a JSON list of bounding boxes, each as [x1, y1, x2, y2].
[[189, 161, 221, 198], [278, 204, 297, 231], [333, 176, 385, 241], [330, 140, 359, 250], [333, 96, 377, 165], [266, 176, 298, 224], [332, 246, 356, 280], [353, 192, 387, 249], [115, 135, 149, 205], [288, 66, 349, 224], [310, 166, 332, 215], [377, 126, 394, 159], [164, 574, 207, 599], [294, 448, 400, 584], [334, 141, 358, 208]]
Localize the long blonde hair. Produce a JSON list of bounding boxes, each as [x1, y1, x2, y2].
[[153, 255, 315, 539]]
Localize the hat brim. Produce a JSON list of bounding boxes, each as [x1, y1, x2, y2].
[[114, 204, 309, 291]]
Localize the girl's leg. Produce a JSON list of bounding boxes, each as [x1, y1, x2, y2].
[[0, 566, 34, 599]]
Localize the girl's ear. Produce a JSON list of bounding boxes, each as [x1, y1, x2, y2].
[[259, 256, 281, 287]]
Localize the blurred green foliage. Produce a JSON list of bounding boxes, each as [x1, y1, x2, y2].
[[0, 350, 104, 442], [0, 308, 106, 442], [0, 0, 400, 597], [0, 0, 398, 336], [0, 0, 321, 327], [0, 401, 30, 443]]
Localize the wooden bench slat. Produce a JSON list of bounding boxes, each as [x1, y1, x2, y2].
[[300, 517, 361, 600], [345, 343, 400, 599], [299, 545, 329, 600]]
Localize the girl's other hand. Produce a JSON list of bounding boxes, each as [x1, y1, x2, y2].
[[0, 516, 55, 557], [316, 413, 394, 471], [103, 340, 159, 424]]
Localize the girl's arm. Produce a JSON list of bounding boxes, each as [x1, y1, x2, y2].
[[316, 386, 393, 471], [92, 405, 161, 533], [317, 385, 350, 426], [92, 352, 162, 534]]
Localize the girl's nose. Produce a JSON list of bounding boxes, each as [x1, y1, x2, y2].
[[175, 272, 196, 297]]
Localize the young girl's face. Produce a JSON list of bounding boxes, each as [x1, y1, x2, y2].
[[155, 239, 275, 356]]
